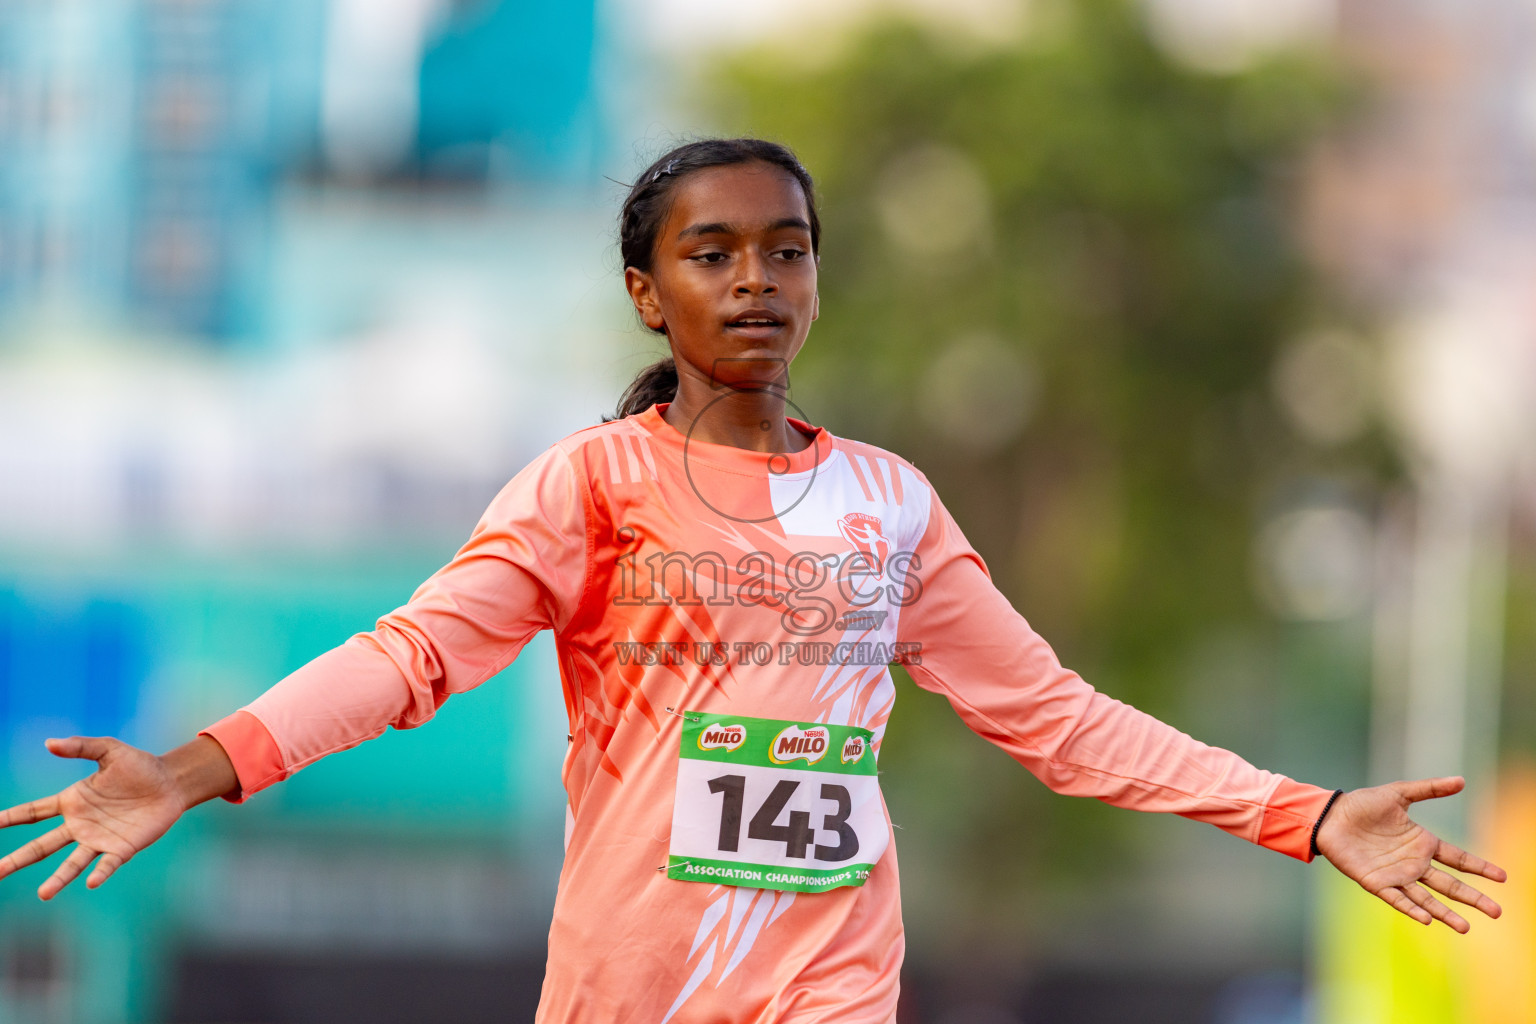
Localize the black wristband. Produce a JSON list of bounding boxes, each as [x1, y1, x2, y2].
[[1309, 789, 1345, 860]]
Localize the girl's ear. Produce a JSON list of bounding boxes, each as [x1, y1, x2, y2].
[[812, 290, 820, 322], [625, 266, 667, 332]]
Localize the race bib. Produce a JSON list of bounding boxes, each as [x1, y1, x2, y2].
[[667, 711, 888, 893]]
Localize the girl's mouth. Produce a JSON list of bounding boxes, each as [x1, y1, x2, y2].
[[725, 310, 786, 336]]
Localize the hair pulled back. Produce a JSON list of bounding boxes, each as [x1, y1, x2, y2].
[[612, 138, 820, 419]]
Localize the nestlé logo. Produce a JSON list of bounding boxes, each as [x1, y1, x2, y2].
[[841, 735, 866, 764], [769, 724, 831, 765]]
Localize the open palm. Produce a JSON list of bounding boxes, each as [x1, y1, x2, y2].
[[1316, 776, 1506, 933], [0, 736, 187, 900]]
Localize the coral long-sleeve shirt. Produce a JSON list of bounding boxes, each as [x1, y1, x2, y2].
[[202, 402, 1333, 1024]]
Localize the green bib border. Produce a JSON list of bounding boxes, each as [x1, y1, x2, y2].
[[666, 855, 875, 893], [679, 710, 877, 776]]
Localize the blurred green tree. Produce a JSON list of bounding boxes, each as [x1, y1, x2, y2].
[[704, 0, 1359, 970]]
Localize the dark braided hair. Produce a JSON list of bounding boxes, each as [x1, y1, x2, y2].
[[612, 138, 820, 419]]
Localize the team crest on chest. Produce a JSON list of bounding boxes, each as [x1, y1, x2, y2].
[[837, 512, 889, 571]]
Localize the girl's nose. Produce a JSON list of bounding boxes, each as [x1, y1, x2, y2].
[[734, 252, 777, 295]]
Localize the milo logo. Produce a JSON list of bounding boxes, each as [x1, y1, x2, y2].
[[698, 724, 746, 752], [769, 724, 831, 765], [841, 735, 866, 764]]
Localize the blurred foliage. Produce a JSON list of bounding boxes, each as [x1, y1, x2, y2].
[[1502, 538, 1536, 757], [704, 0, 1374, 956]]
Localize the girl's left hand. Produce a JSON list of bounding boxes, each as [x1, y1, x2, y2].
[[1315, 775, 1507, 933]]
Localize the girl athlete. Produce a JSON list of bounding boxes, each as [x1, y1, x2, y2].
[[0, 138, 1508, 1023]]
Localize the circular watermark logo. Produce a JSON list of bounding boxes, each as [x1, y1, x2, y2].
[[681, 361, 826, 524]]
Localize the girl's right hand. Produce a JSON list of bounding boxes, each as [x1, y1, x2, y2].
[[0, 736, 205, 900]]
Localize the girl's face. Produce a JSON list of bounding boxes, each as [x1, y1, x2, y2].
[[625, 161, 819, 391]]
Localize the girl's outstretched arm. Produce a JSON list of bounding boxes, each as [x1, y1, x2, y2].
[[892, 466, 1506, 927], [894, 470, 1334, 859], [0, 440, 587, 899], [0, 734, 237, 899], [1316, 776, 1505, 932], [203, 443, 587, 802]]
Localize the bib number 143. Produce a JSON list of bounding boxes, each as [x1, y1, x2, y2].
[[707, 775, 859, 862], [667, 712, 888, 893]]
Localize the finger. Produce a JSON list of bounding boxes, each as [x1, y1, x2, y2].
[[1434, 839, 1508, 884], [0, 796, 60, 829], [0, 826, 71, 882], [1375, 886, 1433, 926], [1394, 776, 1465, 804], [87, 853, 124, 889], [1422, 867, 1502, 919], [38, 845, 99, 902], [44, 735, 118, 763], [1403, 881, 1470, 933]]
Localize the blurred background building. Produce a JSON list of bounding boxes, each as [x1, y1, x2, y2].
[[0, 0, 1532, 1022]]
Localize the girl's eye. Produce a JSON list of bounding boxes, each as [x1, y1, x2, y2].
[[690, 252, 728, 264], [777, 248, 807, 262]]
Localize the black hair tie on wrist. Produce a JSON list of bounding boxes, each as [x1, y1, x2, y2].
[[1310, 789, 1346, 860]]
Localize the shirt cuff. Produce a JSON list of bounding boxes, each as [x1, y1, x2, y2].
[[1256, 778, 1338, 862], [199, 710, 287, 804]]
